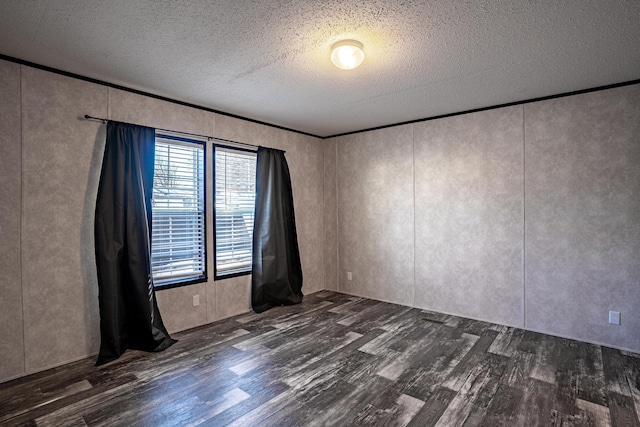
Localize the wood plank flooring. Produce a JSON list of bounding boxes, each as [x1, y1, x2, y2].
[[1, 291, 639, 426]]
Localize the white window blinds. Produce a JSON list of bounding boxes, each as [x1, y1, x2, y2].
[[215, 147, 257, 277], [151, 136, 206, 286]]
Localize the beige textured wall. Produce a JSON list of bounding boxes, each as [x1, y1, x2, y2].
[[323, 138, 338, 291], [0, 62, 324, 382], [21, 67, 107, 373], [0, 60, 24, 380], [524, 85, 640, 351], [330, 85, 640, 352], [337, 126, 415, 306], [414, 106, 524, 327]]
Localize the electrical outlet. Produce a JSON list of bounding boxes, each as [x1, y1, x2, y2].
[[608, 310, 620, 325], [347, 271, 352, 281], [193, 295, 200, 307]]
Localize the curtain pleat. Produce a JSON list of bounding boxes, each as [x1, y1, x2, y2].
[[94, 121, 175, 366], [251, 147, 303, 313]]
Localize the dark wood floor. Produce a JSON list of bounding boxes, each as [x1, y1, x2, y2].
[[1, 291, 639, 426]]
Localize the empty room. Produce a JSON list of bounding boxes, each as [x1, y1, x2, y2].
[[1, 1, 639, 426]]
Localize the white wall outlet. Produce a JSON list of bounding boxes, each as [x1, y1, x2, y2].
[[608, 310, 620, 325], [193, 294, 200, 307], [347, 271, 352, 281]]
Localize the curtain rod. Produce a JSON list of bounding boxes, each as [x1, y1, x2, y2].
[[83, 114, 260, 150]]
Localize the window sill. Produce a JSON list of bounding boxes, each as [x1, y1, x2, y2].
[[154, 275, 207, 290], [214, 270, 251, 281]]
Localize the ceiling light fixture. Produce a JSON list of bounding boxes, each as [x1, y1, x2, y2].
[[330, 40, 365, 70]]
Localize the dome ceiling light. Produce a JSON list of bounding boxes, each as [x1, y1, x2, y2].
[[330, 40, 365, 70]]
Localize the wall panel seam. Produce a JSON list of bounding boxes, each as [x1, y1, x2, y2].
[[411, 124, 416, 307], [20, 64, 26, 375], [322, 140, 326, 291], [335, 140, 339, 292], [522, 104, 526, 329]]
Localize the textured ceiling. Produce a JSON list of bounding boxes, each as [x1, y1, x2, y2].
[[1, 0, 639, 137]]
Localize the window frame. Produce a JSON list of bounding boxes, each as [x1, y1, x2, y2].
[[213, 143, 257, 280], [151, 133, 208, 290]]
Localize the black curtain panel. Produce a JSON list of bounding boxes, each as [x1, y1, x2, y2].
[[94, 121, 176, 366], [251, 147, 304, 313]]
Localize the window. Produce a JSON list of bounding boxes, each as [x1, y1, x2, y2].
[[151, 135, 206, 287], [214, 146, 257, 278]]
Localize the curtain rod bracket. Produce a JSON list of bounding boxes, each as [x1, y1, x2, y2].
[[84, 114, 107, 124]]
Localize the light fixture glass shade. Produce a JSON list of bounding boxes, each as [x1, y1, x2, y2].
[[331, 40, 364, 70]]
